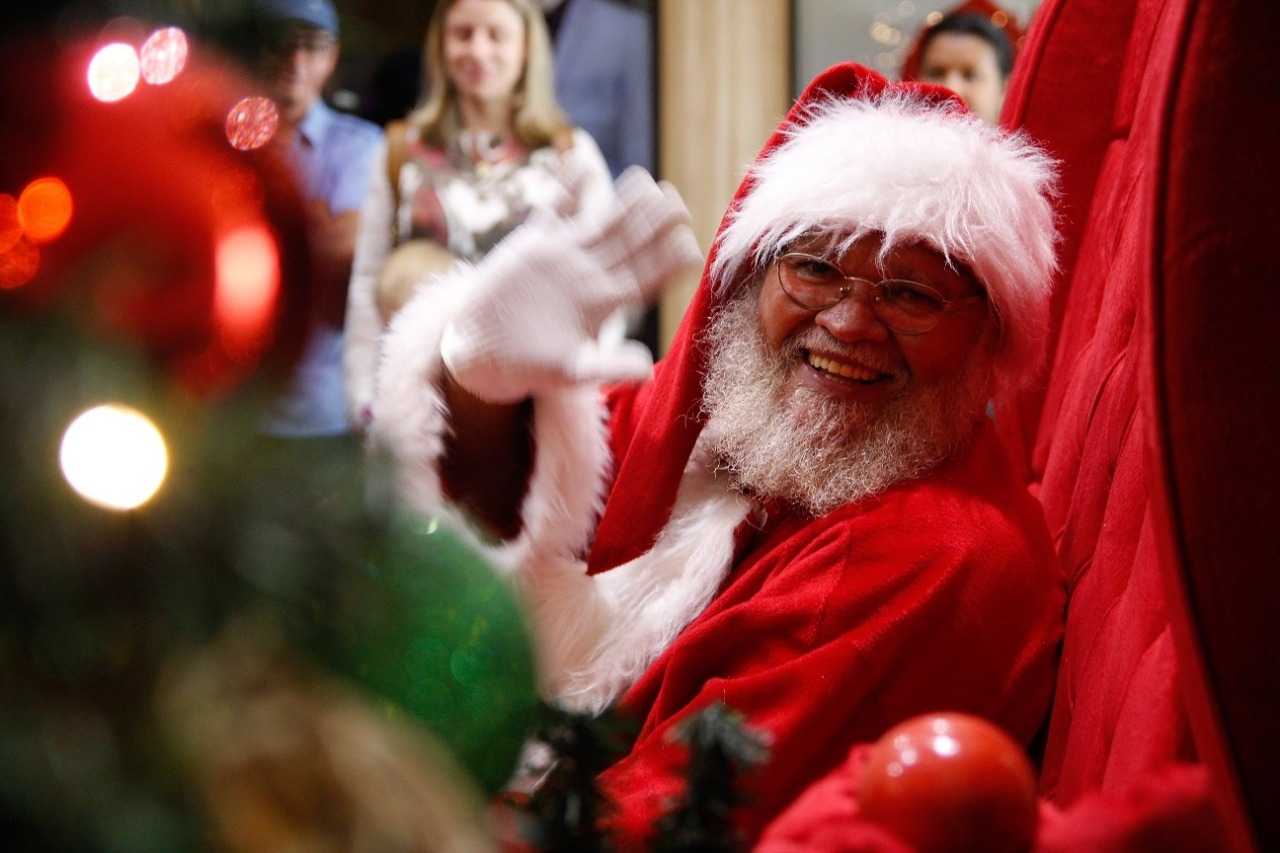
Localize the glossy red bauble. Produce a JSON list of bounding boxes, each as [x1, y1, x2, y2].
[[858, 712, 1038, 853]]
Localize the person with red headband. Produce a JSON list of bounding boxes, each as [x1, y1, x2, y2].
[[371, 62, 1063, 845]]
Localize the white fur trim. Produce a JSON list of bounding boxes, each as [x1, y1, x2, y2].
[[522, 443, 751, 715], [711, 93, 1059, 400], [370, 271, 469, 544], [370, 266, 613, 570]]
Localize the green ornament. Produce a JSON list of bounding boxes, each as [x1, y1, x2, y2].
[[316, 515, 539, 794]]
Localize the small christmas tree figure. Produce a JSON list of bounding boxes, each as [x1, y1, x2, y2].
[[524, 704, 636, 852], [654, 702, 772, 852]]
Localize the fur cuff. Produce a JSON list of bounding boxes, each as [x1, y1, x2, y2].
[[370, 270, 613, 569], [525, 442, 752, 715]]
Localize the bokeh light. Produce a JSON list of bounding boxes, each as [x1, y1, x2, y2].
[[18, 178, 74, 243], [59, 404, 169, 511], [139, 27, 188, 85], [870, 21, 903, 45], [0, 238, 39, 289], [215, 224, 280, 351], [87, 43, 141, 103], [0, 194, 20, 254], [225, 97, 279, 151]]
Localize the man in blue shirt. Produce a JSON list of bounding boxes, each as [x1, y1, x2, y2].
[[256, 0, 383, 437]]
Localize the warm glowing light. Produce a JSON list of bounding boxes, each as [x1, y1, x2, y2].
[[0, 194, 20, 254], [87, 42, 141, 103], [225, 97, 279, 151], [0, 238, 39, 289], [925, 10, 944, 26], [140, 27, 188, 85], [991, 10, 1010, 28], [59, 404, 169, 511], [869, 22, 903, 46], [215, 224, 279, 352], [18, 177, 74, 243]]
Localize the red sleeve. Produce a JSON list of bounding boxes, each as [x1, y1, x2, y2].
[[602, 379, 648, 468], [755, 745, 911, 853], [597, 471, 1065, 848], [758, 757, 1219, 852]]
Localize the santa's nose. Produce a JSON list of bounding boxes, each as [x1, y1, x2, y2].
[[814, 289, 892, 344]]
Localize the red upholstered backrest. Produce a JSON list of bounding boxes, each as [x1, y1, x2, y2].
[[1005, 0, 1192, 802], [1004, 0, 1280, 848]]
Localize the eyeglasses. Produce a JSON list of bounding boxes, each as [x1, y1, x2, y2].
[[775, 252, 985, 335]]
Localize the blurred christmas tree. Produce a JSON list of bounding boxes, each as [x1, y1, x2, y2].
[[0, 23, 538, 852]]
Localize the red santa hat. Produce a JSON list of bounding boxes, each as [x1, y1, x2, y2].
[[586, 62, 1057, 575]]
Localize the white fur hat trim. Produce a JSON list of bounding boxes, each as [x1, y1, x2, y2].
[[711, 93, 1059, 398]]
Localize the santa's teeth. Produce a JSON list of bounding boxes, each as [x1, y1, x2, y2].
[[807, 353, 881, 381]]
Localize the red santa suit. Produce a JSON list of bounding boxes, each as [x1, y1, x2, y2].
[[372, 63, 1063, 846]]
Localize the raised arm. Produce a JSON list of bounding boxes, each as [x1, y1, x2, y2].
[[370, 169, 699, 545]]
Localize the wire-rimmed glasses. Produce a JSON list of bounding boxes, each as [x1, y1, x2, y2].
[[775, 252, 985, 335]]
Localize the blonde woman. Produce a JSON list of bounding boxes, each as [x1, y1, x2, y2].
[[344, 0, 614, 427]]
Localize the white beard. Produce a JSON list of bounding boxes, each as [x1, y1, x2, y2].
[[698, 286, 993, 516]]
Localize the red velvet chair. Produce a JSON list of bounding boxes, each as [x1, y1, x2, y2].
[[760, 0, 1280, 848], [1006, 0, 1279, 848]]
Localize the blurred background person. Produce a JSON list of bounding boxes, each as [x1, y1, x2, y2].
[[255, 0, 384, 440], [536, 0, 654, 177], [901, 2, 1019, 124], [343, 0, 613, 430]]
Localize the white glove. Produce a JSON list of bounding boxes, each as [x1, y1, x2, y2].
[[440, 168, 701, 404]]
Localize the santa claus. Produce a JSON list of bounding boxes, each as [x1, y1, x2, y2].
[[371, 62, 1063, 845]]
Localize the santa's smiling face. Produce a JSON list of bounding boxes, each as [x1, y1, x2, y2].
[[700, 233, 997, 515], [757, 232, 991, 409]]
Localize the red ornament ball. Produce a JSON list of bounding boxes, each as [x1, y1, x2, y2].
[[0, 40, 314, 398], [858, 712, 1038, 853]]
